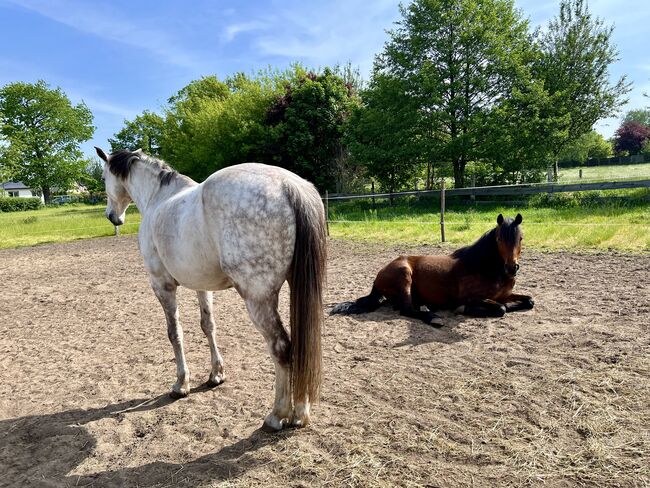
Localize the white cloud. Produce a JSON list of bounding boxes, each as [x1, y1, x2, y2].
[[246, 0, 401, 77], [3, 0, 202, 70], [222, 20, 269, 42]]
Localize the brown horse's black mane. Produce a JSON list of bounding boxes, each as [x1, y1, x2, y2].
[[108, 150, 178, 186], [452, 218, 518, 276]]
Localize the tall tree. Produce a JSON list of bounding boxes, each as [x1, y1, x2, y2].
[[108, 110, 165, 156], [0, 80, 94, 202], [623, 108, 650, 127], [158, 73, 281, 181], [374, 0, 533, 187], [263, 68, 360, 192], [613, 121, 650, 155], [558, 130, 612, 163], [346, 73, 423, 193], [535, 0, 631, 178]]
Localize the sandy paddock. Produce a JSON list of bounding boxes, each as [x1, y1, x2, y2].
[[0, 236, 648, 487]]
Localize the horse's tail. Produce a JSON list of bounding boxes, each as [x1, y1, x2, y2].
[[284, 181, 326, 405], [330, 285, 383, 315]]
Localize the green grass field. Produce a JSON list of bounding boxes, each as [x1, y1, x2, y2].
[[0, 204, 141, 249], [1, 189, 649, 252], [329, 190, 650, 251], [559, 163, 650, 182]]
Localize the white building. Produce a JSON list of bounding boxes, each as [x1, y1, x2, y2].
[[1, 182, 44, 202]]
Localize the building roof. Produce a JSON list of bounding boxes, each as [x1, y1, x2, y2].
[[1, 181, 31, 190]]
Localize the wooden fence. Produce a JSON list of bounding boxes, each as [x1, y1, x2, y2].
[[324, 178, 650, 242]]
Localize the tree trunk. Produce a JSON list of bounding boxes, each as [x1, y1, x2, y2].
[[453, 158, 466, 188], [42, 186, 51, 204]]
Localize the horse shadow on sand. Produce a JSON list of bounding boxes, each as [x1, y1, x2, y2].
[[327, 302, 469, 348], [0, 385, 290, 487]]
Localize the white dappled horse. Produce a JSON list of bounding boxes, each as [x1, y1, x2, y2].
[[95, 147, 326, 431]]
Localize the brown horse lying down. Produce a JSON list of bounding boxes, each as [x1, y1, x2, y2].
[[331, 214, 534, 325]]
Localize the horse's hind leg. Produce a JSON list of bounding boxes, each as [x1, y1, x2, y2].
[[244, 294, 292, 432], [197, 291, 225, 387], [151, 277, 190, 398]]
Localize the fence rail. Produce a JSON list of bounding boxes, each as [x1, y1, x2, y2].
[[325, 178, 650, 201]]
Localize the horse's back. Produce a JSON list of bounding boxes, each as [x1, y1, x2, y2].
[[374, 254, 457, 307], [199, 163, 319, 297]]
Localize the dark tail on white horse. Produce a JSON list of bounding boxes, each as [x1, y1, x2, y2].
[[330, 285, 384, 315], [285, 183, 326, 405]]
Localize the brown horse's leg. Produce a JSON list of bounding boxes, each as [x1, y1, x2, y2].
[[500, 293, 535, 312], [460, 299, 507, 318], [395, 289, 442, 326]]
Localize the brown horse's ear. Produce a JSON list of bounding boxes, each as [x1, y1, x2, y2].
[[95, 146, 108, 163], [497, 214, 504, 226], [514, 213, 523, 226]]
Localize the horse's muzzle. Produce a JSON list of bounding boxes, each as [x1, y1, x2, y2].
[[107, 211, 124, 226]]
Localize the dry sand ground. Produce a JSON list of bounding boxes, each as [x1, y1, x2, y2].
[[0, 236, 648, 487]]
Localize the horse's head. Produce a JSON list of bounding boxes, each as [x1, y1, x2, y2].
[[495, 213, 523, 277], [95, 147, 134, 226]]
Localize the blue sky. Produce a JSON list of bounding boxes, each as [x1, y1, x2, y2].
[[1, 0, 649, 160]]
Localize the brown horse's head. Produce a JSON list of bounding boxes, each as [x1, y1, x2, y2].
[[496, 213, 523, 277]]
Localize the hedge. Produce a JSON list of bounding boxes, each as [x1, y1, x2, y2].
[[0, 197, 42, 212]]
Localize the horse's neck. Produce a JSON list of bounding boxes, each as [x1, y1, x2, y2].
[[125, 164, 180, 215]]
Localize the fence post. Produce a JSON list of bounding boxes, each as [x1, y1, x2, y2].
[[440, 178, 446, 243], [471, 174, 476, 202], [579, 168, 583, 179], [114, 225, 120, 236], [371, 180, 376, 207], [547, 166, 553, 183], [325, 190, 330, 237]]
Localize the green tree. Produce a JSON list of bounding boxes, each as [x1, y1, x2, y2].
[[480, 80, 568, 184], [108, 110, 165, 155], [558, 130, 612, 163], [374, 0, 533, 187], [346, 73, 423, 193], [262, 68, 360, 192], [0, 80, 94, 202], [623, 108, 650, 127], [159, 73, 281, 181], [535, 0, 631, 178], [79, 158, 105, 193]]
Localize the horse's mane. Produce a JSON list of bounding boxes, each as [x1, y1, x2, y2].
[[451, 217, 518, 274], [451, 228, 501, 272], [108, 150, 179, 186]]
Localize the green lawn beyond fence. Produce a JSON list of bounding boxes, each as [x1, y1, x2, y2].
[[1, 190, 649, 252]]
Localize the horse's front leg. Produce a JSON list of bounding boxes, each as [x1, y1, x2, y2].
[[197, 291, 225, 387], [500, 293, 535, 312], [244, 295, 292, 432], [151, 277, 190, 398], [458, 299, 507, 317]]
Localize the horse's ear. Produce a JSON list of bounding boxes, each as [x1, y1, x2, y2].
[[95, 146, 108, 163], [134, 148, 144, 155], [514, 213, 523, 226], [497, 214, 504, 226]]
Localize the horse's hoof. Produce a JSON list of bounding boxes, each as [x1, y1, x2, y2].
[[262, 414, 288, 432], [206, 376, 225, 388], [425, 312, 444, 328], [169, 390, 188, 400], [290, 417, 310, 429]]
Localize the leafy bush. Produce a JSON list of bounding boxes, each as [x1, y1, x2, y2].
[[0, 197, 42, 212]]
